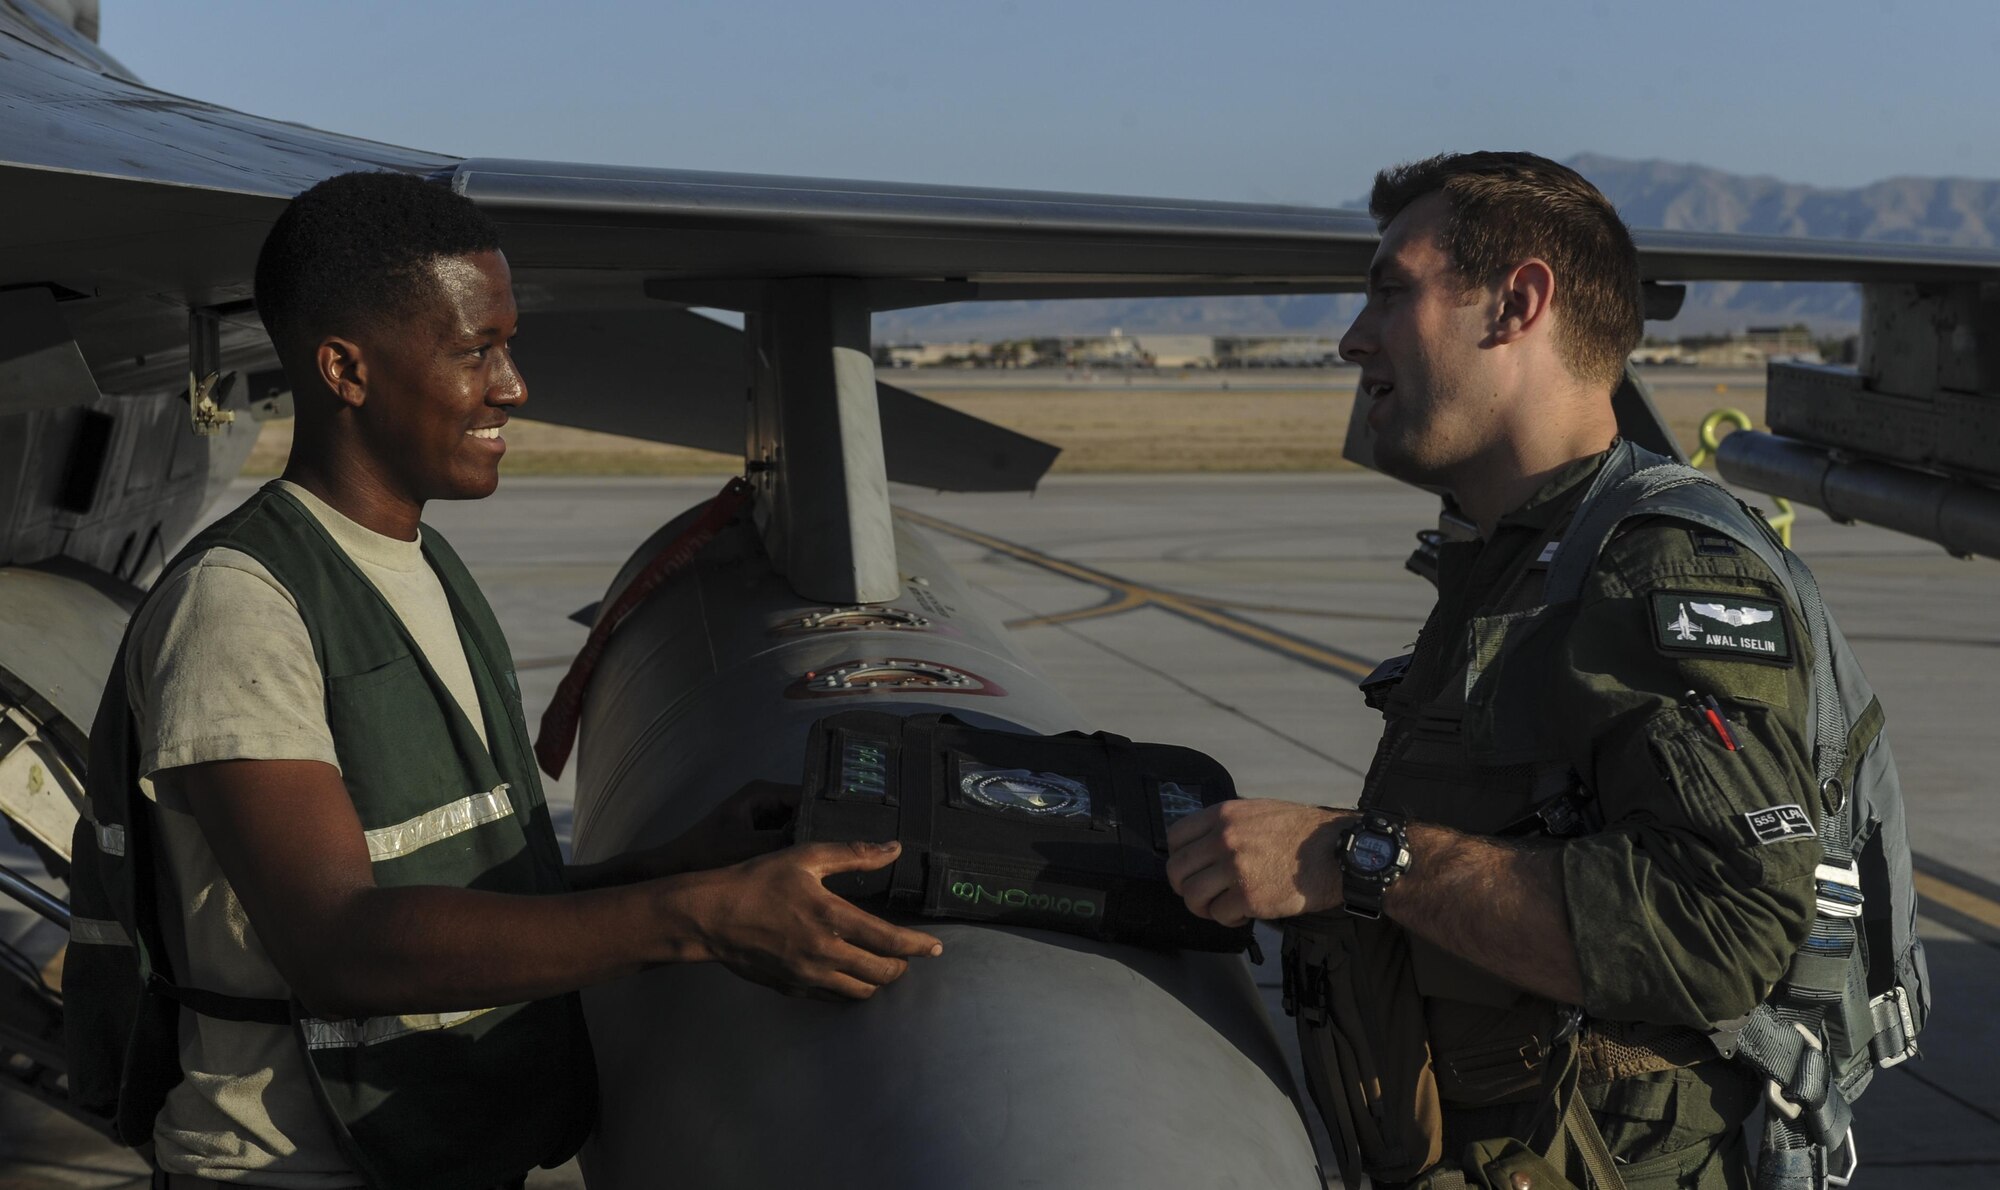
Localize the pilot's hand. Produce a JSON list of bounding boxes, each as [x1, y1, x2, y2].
[[1165, 800, 1351, 927], [668, 779, 800, 873], [681, 840, 943, 1000]]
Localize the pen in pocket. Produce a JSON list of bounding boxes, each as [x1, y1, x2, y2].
[[1683, 689, 1739, 751]]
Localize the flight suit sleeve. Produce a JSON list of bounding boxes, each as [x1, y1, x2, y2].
[[1551, 518, 1821, 1029]]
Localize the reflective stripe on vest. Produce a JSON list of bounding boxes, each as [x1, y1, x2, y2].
[[71, 916, 133, 947], [362, 785, 514, 863], [300, 1006, 501, 1051]]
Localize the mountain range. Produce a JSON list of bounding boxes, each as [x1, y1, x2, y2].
[[872, 154, 2000, 340]]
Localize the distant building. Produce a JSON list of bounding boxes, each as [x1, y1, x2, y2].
[[880, 341, 994, 368], [1629, 344, 1690, 365], [1217, 336, 1343, 368], [1069, 330, 1148, 367], [874, 332, 1341, 369], [1131, 335, 1216, 369], [1684, 341, 1770, 367], [1744, 325, 1815, 357], [1631, 328, 1822, 368]]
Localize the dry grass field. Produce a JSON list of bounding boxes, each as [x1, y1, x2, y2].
[[241, 367, 1768, 477]]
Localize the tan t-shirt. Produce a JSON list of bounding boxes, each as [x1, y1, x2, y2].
[[128, 480, 490, 1186]]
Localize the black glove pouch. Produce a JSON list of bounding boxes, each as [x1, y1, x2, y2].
[[795, 711, 1252, 953]]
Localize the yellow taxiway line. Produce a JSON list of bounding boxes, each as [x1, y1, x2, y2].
[[896, 507, 1377, 680], [1914, 871, 2000, 933]]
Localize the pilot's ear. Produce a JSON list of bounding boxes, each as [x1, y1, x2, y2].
[[317, 336, 367, 409], [1491, 258, 1556, 346]]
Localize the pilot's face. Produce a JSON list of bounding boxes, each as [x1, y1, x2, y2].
[[359, 250, 525, 503], [1338, 193, 1494, 487]]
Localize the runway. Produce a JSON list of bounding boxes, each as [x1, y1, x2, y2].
[[3, 471, 1996, 1187]]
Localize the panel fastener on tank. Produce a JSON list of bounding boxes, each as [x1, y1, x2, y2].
[[786, 659, 1006, 698], [770, 606, 935, 636]]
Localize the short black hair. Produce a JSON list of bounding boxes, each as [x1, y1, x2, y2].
[[1370, 152, 1641, 390], [254, 171, 500, 363]]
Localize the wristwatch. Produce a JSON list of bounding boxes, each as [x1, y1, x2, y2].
[[1339, 810, 1411, 920]]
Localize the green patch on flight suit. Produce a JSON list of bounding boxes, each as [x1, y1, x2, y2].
[[1649, 591, 1790, 663]]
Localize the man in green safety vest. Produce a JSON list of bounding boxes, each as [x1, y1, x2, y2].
[[65, 171, 943, 1190]]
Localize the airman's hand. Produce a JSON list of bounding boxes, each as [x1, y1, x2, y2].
[[677, 840, 943, 1000], [1165, 800, 1351, 927]]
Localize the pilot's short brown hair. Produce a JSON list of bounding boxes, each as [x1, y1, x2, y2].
[[1369, 152, 1641, 390]]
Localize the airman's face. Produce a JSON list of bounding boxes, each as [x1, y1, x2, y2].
[[357, 250, 524, 503], [1338, 193, 1496, 487]]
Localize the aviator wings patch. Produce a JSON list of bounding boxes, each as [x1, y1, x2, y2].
[[1650, 591, 1791, 663], [1691, 602, 1776, 628]]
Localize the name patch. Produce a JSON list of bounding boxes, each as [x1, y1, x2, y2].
[[1650, 591, 1791, 663], [1744, 803, 1817, 845]]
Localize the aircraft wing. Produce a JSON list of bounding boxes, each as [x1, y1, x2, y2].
[[8, 0, 2000, 505], [12, 9, 2000, 380]]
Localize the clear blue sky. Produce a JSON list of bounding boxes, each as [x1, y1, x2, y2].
[[105, 0, 1997, 206]]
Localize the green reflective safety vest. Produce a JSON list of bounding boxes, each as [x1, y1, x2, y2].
[[64, 486, 595, 1190]]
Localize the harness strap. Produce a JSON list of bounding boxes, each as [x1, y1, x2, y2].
[[1559, 1085, 1628, 1190], [1094, 731, 1139, 834], [1531, 444, 1910, 1190], [1732, 1007, 1860, 1190], [1776, 548, 1850, 790], [1541, 448, 1707, 604], [1527, 1039, 1629, 1190], [889, 713, 941, 909]]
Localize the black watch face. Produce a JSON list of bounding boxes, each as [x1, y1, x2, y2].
[[1349, 831, 1397, 875]]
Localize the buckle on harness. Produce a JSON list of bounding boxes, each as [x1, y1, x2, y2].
[[1826, 1129, 1859, 1189], [1869, 987, 1919, 1068], [1359, 653, 1414, 712], [1755, 1129, 1857, 1190], [1535, 792, 1589, 838], [1813, 862, 1864, 919], [1763, 1023, 1855, 1151]]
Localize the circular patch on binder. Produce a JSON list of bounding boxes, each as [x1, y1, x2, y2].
[[959, 768, 1093, 821]]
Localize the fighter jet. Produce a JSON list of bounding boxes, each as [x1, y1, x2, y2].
[[1669, 604, 1703, 642], [4, 2, 2000, 1187]]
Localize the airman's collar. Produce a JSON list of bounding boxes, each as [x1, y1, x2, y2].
[[1494, 444, 1617, 533]]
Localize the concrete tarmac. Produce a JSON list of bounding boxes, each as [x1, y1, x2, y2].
[[4, 472, 1996, 1187]]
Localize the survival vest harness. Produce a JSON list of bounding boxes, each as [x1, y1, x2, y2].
[[63, 487, 595, 1190], [1543, 445, 1928, 1190]]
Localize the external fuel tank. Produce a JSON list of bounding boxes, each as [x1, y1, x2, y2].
[[568, 501, 1323, 1189]]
